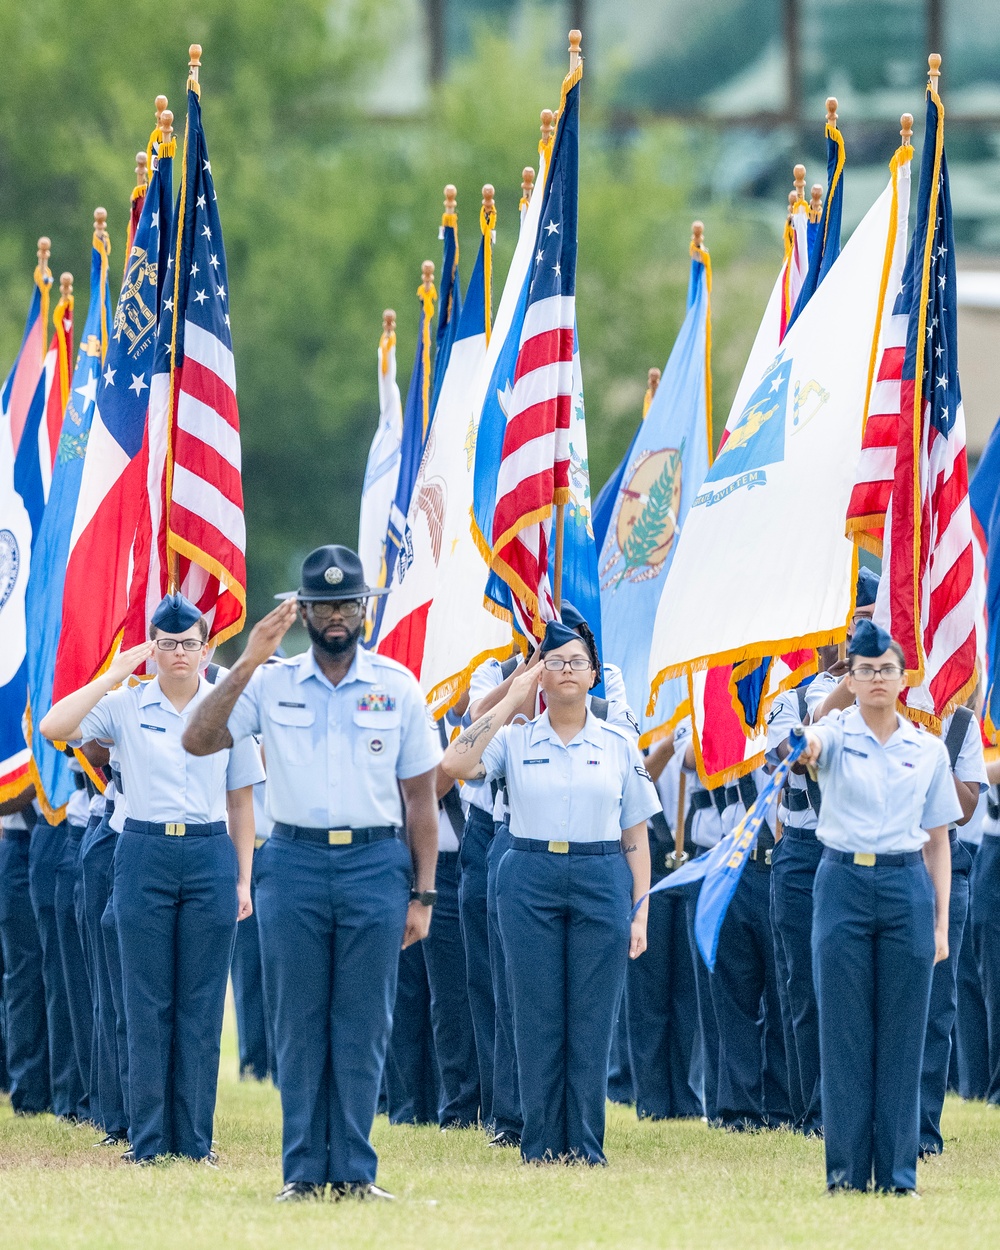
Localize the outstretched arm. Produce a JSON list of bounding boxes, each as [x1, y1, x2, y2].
[[183, 599, 297, 756], [40, 642, 156, 743], [442, 665, 541, 780]]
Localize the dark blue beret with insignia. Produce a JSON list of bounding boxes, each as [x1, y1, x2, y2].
[[848, 618, 896, 659], [151, 593, 203, 634], [856, 567, 881, 608], [540, 620, 583, 654]]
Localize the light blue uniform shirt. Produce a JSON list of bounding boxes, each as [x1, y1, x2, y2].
[[227, 647, 441, 830], [813, 707, 962, 853], [77, 677, 264, 825], [479, 710, 660, 843], [463, 655, 640, 819], [804, 670, 842, 720], [767, 687, 818, 830]]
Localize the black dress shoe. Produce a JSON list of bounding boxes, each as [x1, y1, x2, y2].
[[120, 1147, 135, 1163], [440, 1119, 474, 1132], [331, 1182, 395, 1201], [94, 1132, 129, 1148], [201, 1150, 219, 1168], [488, 1130, 521, 1148], [275, 1181, 324, 1203]]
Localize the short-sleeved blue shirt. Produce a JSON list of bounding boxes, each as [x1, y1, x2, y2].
[[227, 647, 441, 829], [479, 710, 660, 842], [813, 707, 962, 853]]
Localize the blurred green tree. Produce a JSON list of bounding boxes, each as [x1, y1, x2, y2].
[[0, 2, 777, 629]]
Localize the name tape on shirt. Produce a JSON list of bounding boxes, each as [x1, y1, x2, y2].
[[140, 723, 167, 733], [523, 758, 549, 765], [358, 692, 396, 713]]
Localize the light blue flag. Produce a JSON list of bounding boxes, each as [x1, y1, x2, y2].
[[26, 226, 111, 813], [598, 243, 712, 742], [635, 730, 805, 970]]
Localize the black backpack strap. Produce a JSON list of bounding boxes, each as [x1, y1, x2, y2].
[[440, 787, 466, 838], [500, 656, 521, 680], [796, 686, 808, 724], [988, 784, 1000, 823], [737, 772, 773, 847], [648, 810, 672, 843], [684, 789, 713, 843], [945, 706, 974, 771], [205, 662, 221, 685], [590, 697, 608, 721]]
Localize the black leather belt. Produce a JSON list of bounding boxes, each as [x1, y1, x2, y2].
[[509, 836, 621, 856], [0, 827, 31, 843], [782, 824, 819, 843], [124, 819, 227, 838], [784, 790, 811, 813], [749, 845, 773, 868], [272, 823, 399, 848], [822, 848, 923, 868]]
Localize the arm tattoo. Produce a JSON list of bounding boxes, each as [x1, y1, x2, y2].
[[453, 713, 495, 754], [622, 843, 638, 855]]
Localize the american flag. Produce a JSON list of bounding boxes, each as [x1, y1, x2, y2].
[[52, 127, 173, 701], [140, 80, 246, 647], [849, 84, 976, 726], [487, 65, 580, 635]]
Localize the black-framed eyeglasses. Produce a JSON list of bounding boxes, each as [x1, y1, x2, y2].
[[154, 638, 203, 652], [542, 657, 592, 672], [304, 599, 366, 621], [850, 665, 904, 681]]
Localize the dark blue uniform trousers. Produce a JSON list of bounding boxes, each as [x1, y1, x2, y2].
[[919, 835, 972, 1153], [424, 850, 480, 1125], [231, 842, 275, 1083], [0, 829, 50, 1113], [770, 828, 823, 1134], [970, 834, 1000, 1104], [256, 834, 411, 1185], [28, 820, 84, 1118], [624, 835, 700, 1120], [54, 823, 93, 1120], [384, 940, 439, 1125], [457, 804, 494, 1125], [113, 827, 238, 1161], [487, 826, 523, 1136], [813, 854, 935, 1191], [954, 841, 989, 1099], [684, 876, 720, 1122], [80, 816, 127, 1135], [497, 844, 631, 1164], [710, 860, 791, 1130]]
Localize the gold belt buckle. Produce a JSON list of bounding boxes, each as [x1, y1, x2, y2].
[[548, 840, 570, 854], [328, 829, 353, 846], [853, 852, 876, 867], [165, 823, 186, 837], [254, 836, 266, 850]]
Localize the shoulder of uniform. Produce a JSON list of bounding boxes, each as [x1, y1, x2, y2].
[[596, 718, 634, 746], [366, 652, 422, 686]]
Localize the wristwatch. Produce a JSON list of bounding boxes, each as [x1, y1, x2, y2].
[[410, 888, 437, 906]]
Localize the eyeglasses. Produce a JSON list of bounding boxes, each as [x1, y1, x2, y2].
[[850, 665, 904, 681], [304, 599, 366, 621], [154, 638, 203, 652], [542, 657, 592, 672]]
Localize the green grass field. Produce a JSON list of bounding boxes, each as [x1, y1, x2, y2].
[[1, 1004, 997, 1249]]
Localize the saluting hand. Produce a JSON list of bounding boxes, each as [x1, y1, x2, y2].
[[507, 661, 542, 707], [105, 641, 157, 686], [241, 598, 298, 668]]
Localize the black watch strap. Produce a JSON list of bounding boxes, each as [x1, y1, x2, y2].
[[410, 888, 437, 906]]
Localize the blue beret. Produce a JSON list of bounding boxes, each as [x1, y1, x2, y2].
[[540, 620, 582, 655], [848, 618, 896, 659], [559, 601, 587, 631], [856, 567, 880, 608], [151, 593, 203, 635]]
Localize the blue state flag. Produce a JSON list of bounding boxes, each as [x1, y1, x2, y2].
[[26, 224, 111, 814], [639, 731, 805, 969], [430, 205, 462, 418], [599, 239, 712, 742], [971, 415, 1000, 739], [787, 112, 845, 331]]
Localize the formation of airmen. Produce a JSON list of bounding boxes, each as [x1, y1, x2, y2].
[[0, 542, 994, 1198]]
